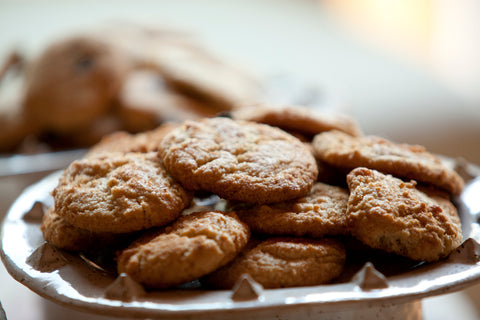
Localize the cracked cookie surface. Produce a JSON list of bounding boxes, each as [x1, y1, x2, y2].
[[159, 117, 318, 204], [202, 237, 345, 289], [117, 211, 250, 288], [346, 167, 462, 261], [236, 182, 350, 237], [312, 130, 464, 195], [53, 152, 191, 233]]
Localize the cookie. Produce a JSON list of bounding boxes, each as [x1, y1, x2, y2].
[[97, 23, 263, 112], [160, 117, 318, 204], [53, 152, 191, 233], [346, 167, 462, 261], [146, 43, 263, 111], [116, 70, 221, 132], [312, 130, 464, 195], [202, 237, 346, 289], [0, 52, 39, 152], [41, 206, 131, 252], [236, 182, 350, 237], [232, 104, 362, 139], [86, 122, 179, 157], [23, 35, 131, 133], [117, 210, 250, 288], [44, 114, 127, 149]]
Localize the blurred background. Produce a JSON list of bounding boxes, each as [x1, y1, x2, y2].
[[0, 0, 479, 319]]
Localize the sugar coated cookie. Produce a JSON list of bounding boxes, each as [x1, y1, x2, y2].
[[41, 206, 133, 252], [53, 152, 191, 233], [160, 117, 318, 204], [237, 182, 350, 237], [232, 104, 362, 139], [312, 130, 464, 195], [117, 211, 250, 288], [202, 237, 345, 289], [346, 167, 462, 261]]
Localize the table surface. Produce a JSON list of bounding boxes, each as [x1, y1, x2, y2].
[[1, 0, 480, 319]]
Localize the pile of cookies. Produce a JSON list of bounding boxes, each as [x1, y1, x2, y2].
[[41, 104, 464, 290], [0, 24, 262, 153]]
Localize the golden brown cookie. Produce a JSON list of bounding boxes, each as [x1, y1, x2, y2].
[[43, 114, 126, 149], [346, 167, 463, 262], [236, 182, 350, 237], [202, 237, 345, 289], [41, 206, 132, 252], [53, 152, 191, 233], [117, 211, 250, 288], [99, 23, 263, 112], [116, 69, 222, 132], [85, 122, 179, 157], [160, 117, 318, 204], [232, 104, 362, 139], [146, 43, 263, 111], [312, 130, 464, 195], [23, 35, 131, 133]]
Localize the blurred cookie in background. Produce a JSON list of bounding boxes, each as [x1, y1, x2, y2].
[[231, 103, 362, 141], [116, 70, 221, 132], [0, 23, 265, 153], [23, 35, 131, 135]]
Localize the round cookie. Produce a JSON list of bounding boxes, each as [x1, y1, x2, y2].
[[346, 167, 463, 262], [160, 117, 318, 204], [117, 211, 250, 288], [145, 43, 263, 111], [85, 122, 179, 157], [41, 206, 131, 252], [53, 152, 191, 233], [202, 237, 346, 289], [312, 130, 464, 195], [23, 35, 131, 133], [232, 104, 362, 139], [236, 182, 350, 237], [116, 69, 221, 132]]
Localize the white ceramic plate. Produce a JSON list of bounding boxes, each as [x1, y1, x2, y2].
[[1, 161, 480, 319]]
